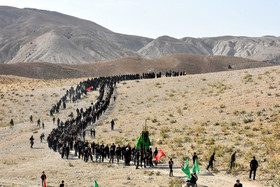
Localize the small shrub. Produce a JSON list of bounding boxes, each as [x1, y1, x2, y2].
[[231, 122, 238, 126], [244, 126, 250, 130], [243, 118, 254, 123]]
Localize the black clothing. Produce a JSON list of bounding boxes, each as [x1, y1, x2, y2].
[[250, 159, 258, 169], [249, 158, 258, 180], [187, 175, 197, 184], [111, 120, 114, 130], [234, 183, 243, 187], [41, 174, 46, 180], [193, 155, 198, 165], [207, 153, 215, 170], [30, 136, 34, 148], [230, 152, 236, 169], [169, 160, 173, 177]]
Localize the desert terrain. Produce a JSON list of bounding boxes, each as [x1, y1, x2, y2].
[[0, 66, 279, 187]]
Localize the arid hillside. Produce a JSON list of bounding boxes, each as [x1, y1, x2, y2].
[[0, 66, 279, 186], [0, 54, 273, 79]]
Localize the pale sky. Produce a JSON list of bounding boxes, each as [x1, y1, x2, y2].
[[0, 0, 279, 39]]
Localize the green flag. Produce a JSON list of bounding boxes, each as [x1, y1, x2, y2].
[[182, 157, 191, 179], [136, 136, 141, 149], [192, 158, 200, 174], [95, 180, 99, 187]]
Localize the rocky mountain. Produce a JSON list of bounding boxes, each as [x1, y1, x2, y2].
[[0, 6, 152, 64], [0, 6, 280, 64], [139, 36, 280, 64]]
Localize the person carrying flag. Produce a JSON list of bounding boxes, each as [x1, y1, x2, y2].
[[40, 171, 46, 187], [153, 147, 158, 166]]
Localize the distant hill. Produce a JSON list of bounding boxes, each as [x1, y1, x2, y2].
[[0, 6, 280, 64], [0, 54, 273, 79], [0, 6, 152, 64], [139, 36, 280, 64]]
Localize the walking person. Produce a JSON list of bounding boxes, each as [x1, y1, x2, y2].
[[169, 158, 174, 177], [135, 149, 140, 169], [30, 135, 34, 148], [207, 152, 215, 171], [111, 119, 115, 130], [230, 151, 237, 170], [109, 147, 115, 163], [40, 133, 44, 143], [192, 152, 198, 165], [40, 171, 46, 187], [249, 156, 258, 180], [116, 146, 121, 164], [153, 147, 158, 166]]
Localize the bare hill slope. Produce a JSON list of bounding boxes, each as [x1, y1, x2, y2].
[[0, 54, 272, 79]]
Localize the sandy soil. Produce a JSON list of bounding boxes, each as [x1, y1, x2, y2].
[[0, 66, 279, 187]]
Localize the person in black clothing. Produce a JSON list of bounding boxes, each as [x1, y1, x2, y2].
[[153, 147, 158, 166], [249, 156, 258, 180], [109, 147, 115, 163], [59, 180, 64, 187], [10, 119, 14, 127], [61, 144, 66, 159], [207, 152, 215, 171], [30, 115, 33, 123], [116, 146, 121, 164], [187, 173, 197, 187], [192, 152, 198, 165], [30, 135, 34, 148], [169, 158, 174, 177], [234, 179, 243, 187], [230, 151, 237, 170], [111, 119, 115, 130], [40, 133, 44, 143], [40, 171, 46, 187], [135, 150, 140, 169], [65, 145, 70, 159], [92, 129, 96, 138]]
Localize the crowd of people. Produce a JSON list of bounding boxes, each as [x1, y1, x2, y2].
[[22, 71, 258, 186]]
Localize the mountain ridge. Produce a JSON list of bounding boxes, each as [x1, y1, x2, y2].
[[0, 6, 280, 64]]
